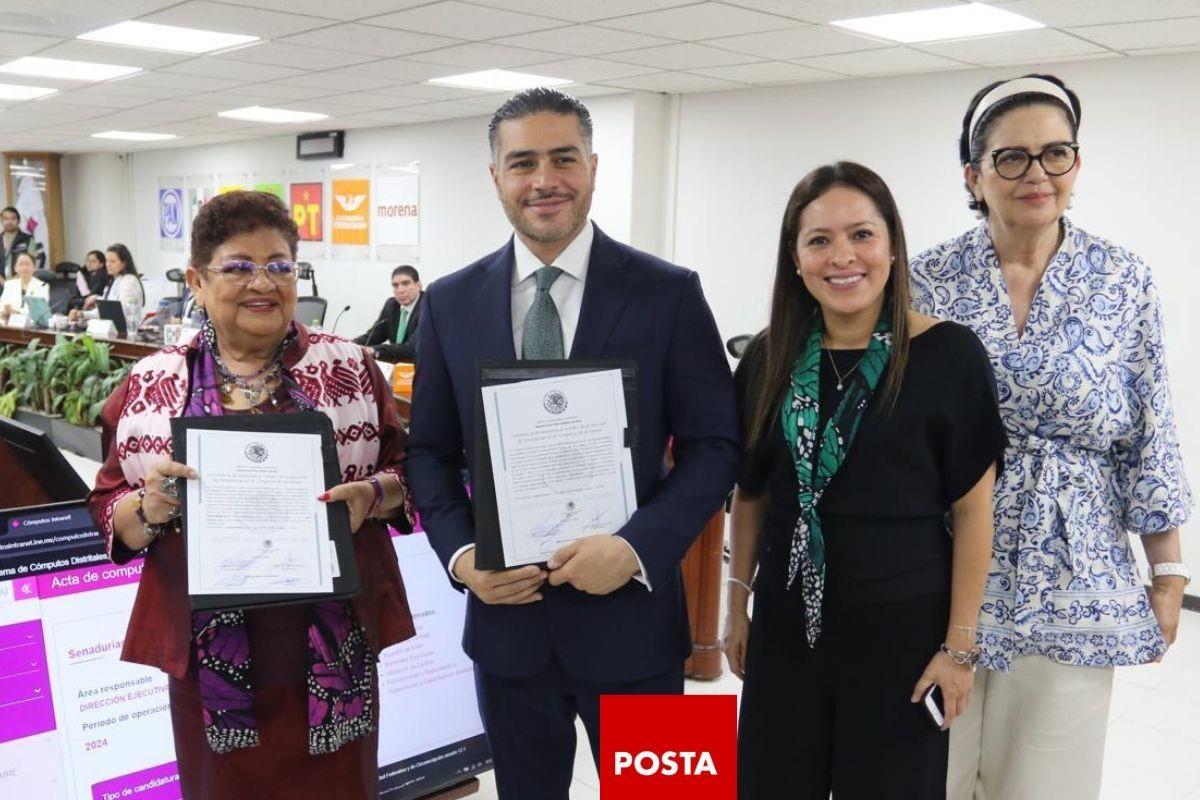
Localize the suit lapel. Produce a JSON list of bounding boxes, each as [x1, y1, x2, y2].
[[474, 239, 518, 360], [569, 226, 636, 359]]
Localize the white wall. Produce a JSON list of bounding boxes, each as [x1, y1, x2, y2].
[[671, 51, 1200, 571], [61, 153, 133, 264], [122, 92, 645, 338]]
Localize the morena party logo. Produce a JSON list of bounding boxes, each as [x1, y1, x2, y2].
[[244, 442, 268, 463], [600, 694, 736, 799], [543, 389, 568, 415]]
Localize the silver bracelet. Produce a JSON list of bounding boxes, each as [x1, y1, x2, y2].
[[726, 577, 753, 594], [940, 643, 981, 668]]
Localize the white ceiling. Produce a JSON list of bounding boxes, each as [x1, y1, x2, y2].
[[0, 0, 1197, 152]]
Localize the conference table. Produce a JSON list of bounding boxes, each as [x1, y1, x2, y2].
[[1, 324, 724, 681]]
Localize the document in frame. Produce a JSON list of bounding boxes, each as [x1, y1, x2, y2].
[[184, 428, 335, 595], [481, 369, 638, 567]]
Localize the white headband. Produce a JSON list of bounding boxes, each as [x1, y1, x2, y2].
[[968, 77, 1076, 152]]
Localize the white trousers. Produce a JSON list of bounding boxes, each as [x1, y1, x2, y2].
[[947, 655, 1115, 800]]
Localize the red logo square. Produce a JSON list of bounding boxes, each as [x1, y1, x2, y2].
[[599, 694, 736, 799]]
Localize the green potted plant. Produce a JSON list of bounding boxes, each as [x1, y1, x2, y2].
[[49, 336, 127, 461], [5, 338, 55, 433]]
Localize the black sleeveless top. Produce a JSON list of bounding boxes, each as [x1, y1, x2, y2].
[[735, 322, 1007, 607]]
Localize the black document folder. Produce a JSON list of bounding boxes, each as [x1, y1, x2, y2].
[[171, 413, 362, 612], [472, 360, 638, 570]]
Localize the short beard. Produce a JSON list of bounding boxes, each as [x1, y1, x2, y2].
[[504, 192, 591, 246]]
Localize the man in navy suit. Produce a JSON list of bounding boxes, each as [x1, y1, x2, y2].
[[406, 88, 739, 799]]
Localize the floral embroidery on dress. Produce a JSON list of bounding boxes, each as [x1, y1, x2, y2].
[[910, 217, 1192, 671]]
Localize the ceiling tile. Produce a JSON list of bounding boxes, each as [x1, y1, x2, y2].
[[323, 58, 456, 82], [0, 1, 179, 37], [278, 23, 463, 58], [211, 82, 340, 101], [51, 87, 157, 109], [795, 46, 966, 76], [606, 43, 761, 70], [997, 0, 1200, 28], [213, 0, 428, 20], [73, 79, 182, 99], [599, 2, 795, 39], [717, 0, 955, 24], [599, 70, 741, 92], [34, 40, 189, 70], [159, 58, 305, 82], [403, 99, 493, 119], [141, 2, 334, 37], [1069, 17, 1200, 51], [0, 32, 63, 57], [517, 56, 660, 82], [114, 71, 244, 92], [690, 60, 835, 84], [1125, 43, 1200, 56], [705, 25, 883, 60], [915, 29, 1110, 65], [267, 72, 399, 92], [4, 99, 105, 120], [219, 42, 379, 71], [407, 42, 558, 68], [364, 2, 564, 41], [337, 108, 439, 126], [492, 24, 673, 56], [370, 82, 501, 101], [460, 1, 693, 24], [564, 83, 629, 98], [319, 90, 427, 110]]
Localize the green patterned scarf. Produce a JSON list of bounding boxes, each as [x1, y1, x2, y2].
[[782, 312, 892, 647]]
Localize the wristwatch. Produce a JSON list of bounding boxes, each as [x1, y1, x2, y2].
[[1151, 562, 1192, 585]]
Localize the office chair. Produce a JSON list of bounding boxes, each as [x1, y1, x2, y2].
[[726, 334, 752, 359], [294, 296, 328, 328]]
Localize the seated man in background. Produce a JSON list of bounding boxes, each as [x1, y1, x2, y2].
[[355, 264, 422, 362]]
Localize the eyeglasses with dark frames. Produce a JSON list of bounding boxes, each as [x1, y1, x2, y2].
[[988, 142, 1079, 180]]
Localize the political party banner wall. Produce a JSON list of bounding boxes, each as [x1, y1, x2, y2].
[[290, 182, 325, 243], [375, 170, 420, 264], [0, 503, 490, 800], [254, 182, 285, 201], [157, 182, 184, 252], [331, 178, 371, 255]]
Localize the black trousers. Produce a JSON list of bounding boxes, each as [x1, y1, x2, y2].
[[475, 657, 685, 800], [738, 589, 950, 800]]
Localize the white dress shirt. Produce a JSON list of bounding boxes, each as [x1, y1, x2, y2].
[[0, 276, 48, 315], [449, 221, 650, 590]]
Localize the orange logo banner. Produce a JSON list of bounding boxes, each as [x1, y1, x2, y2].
[[290, 182, 324, 242], [332, 178, 370, 246]]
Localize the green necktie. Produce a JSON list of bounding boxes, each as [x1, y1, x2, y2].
[[395, 306, 410, 344], [521, 266, 564, 359]]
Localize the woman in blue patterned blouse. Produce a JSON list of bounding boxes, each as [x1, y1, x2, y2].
[[910, 74, 1193, 800]]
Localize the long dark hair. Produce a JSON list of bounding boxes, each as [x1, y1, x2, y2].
[[106, 243, 138, 276], [745, 161, 912, 448]]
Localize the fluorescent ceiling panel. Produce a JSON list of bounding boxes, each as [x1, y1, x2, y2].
[[218, 105, 329, 123], [0, 56, 141, 81], [428, 69, 572, 91], [0, 83, 57, 100], [92, 130, 179, 141], [78, 21, 259, 54], [831, 3, 1043, 43]]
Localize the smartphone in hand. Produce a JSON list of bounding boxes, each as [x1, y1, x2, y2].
[[922, 684, 945, 729]]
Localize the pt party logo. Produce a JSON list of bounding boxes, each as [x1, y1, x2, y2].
[[600, 694, 736, 799], [158, 188, 183, 241]]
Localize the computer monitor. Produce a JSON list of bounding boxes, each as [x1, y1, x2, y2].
[[25, 295, 51, 328], [96, 299, 128, 336], [0, 416, 89, 506], [0, 498, 106, 580]]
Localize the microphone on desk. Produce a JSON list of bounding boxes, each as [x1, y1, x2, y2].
[[330, 305, 351, 335]]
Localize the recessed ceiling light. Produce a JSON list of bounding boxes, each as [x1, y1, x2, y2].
[[0, 56, 141, 81], [79, 21, 258, 54], [0, 83, 57, 100], [428, 69, 572, 92], [830, 3, 1042, 44], [92, 130, 178, 141], [218, 106, 329, 124]]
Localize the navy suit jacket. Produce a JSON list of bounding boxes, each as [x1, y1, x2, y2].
[[406, 225, 739, 683]]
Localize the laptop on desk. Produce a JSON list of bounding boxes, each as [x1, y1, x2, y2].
[[24, 296, 51, 328], [96, 300, 127, 336]]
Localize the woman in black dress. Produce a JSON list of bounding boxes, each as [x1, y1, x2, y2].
[[723, 162, 1007, 799]]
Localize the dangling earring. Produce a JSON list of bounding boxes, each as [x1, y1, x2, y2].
[[1066, 193, 1074, 210], [974, 206, 985, 220]]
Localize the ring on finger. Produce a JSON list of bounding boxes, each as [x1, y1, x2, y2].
[[160, 475, 179, 497]]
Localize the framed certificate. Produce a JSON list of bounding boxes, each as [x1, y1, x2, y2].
[[171, 413, 361, 611], [472, 360, 638, 570]]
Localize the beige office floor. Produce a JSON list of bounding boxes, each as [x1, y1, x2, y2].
[[63, 452, 1200, 799]]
